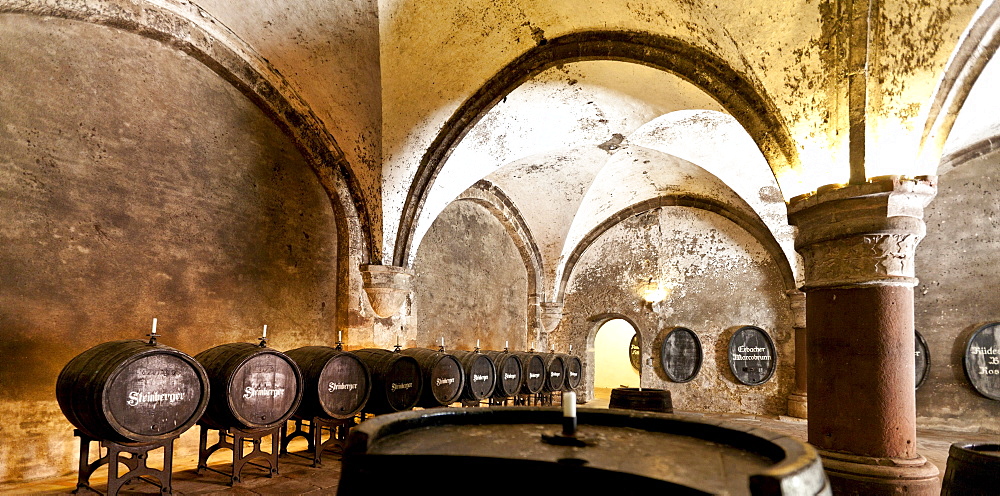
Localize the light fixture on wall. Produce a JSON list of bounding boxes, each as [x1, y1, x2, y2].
[[640, 278, 670, 304]]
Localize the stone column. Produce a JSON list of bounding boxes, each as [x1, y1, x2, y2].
[[786, 290, 808, 419], [787, 177, 939, 495]]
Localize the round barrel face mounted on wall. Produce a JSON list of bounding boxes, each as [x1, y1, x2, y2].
[[57, 340, 210, 444], [727, 326, 776, 386], [915, 330, 930, 390], [963, 322, 1000, 400], [660, 327, 703, 383]]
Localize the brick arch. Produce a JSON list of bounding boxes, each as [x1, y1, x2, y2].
[[556, 195, 797, 303], [394, 29, 798, 267]]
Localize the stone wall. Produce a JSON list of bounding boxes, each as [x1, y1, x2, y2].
[[558, 207, 794, 414], [0, 15, 339, 482], [411, 200, 529, 352], [915, 150, 1000, 433]]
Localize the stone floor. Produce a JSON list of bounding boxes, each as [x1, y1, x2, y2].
[[2, 399, 997, 495]]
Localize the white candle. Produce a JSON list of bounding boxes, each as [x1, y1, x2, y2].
[[262, 324, 267, 338], [339, 330, 343, 342], [569, 344, 573, 353], [151, 317, 158, 335], [505, 340, 508, 349], [441, 337, 444, 346], [476, 339, 480, 348], [563, 391, 576, 417]]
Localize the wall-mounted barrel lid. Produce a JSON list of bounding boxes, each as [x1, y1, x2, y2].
[[510, 351, 545, 394], [481, 350, 524, 398], [194, 342, 303, 430], [56, 339, 210, 444], [400, 347, 466, 407], [284, 346, 372, 419], [352, 349, 423, 414], [557, 353, 582, 390], [450, 350, 497, 401], [541, 353, 565, 392]]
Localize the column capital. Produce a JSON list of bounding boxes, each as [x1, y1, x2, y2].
[[360, 264, 414, 318], [788, 176, 936, 290]]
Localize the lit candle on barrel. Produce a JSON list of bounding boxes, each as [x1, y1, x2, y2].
[[476, 339, 480, 348], [562, 391, 577, 436], [505, 340, 508, 349], [151, 318, 158, 336], [262, 324, 268, 338], [339, 330, 343, 342]]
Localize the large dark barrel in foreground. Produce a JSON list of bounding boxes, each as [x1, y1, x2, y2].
[[609, 387, 673, 413], [482, 350, 524, 398], [352, 349, 423, 414], [195, 343, 303, 430], [284, 346, 372, 419], [339, 407, 830, 495], [559, 353, 582, 390], [450, 350, 497, 401], [511, 351, 545, 394], [541, 353, 565, 392], [400, 348, 465, 407], [941, 443, 1000, 495], [57, 340, 210, 444]]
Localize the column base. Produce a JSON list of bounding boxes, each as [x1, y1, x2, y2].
[[787, 392, 807, 419], [819, 449, 940, 496]]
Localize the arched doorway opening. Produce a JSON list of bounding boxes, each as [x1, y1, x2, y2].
[[593, 318, 641, 400]]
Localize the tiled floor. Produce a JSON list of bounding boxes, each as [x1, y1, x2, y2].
[[2, 399, 997, 495]]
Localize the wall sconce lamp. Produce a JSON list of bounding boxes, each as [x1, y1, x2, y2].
[[641, 278, 671, 304]]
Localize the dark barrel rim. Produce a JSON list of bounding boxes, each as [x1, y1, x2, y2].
[[482, 350, 524, 397], [343, 407, 829, 495], [353, 348, 424, 413], [284, 346, 372, 419], [727, 326, 776, 386], [660, 327, 703, 384], [511, 352, 546, 394], [57, 339, 210, 443], [195, 342, 304, 430]]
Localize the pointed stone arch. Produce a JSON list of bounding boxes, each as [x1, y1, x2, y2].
[[394, 30, 799, 267]]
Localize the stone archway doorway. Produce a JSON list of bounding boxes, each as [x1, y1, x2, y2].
[[593, 318, 641, 401]]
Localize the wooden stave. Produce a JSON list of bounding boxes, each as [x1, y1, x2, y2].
[[510, 352, 546, 394], [541, 353, 566, 392], [194, 342, 304, 430], [481, 350, 524, 398], [284, 346, 372, 419], [352, 348, 423, 414], [450, 350, 497, 401], [56, 339, 210, 443], [400, 348, 466, 407]]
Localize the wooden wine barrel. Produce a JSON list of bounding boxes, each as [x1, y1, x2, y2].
[[400, 348, 465, 407], [511, 351, 545, 394], [941, 443, 1000, 496], [338, 407, 831, 495], [541, 353, 565, 392], [352, 349, 423, 414], [194, 342, 303, 430], [56, 339, 210, 444], [482, 350, 524, 398], [284, 346, 372, 419], [559, 353, 583, 390], [450, 350, 497, 401], [609, 387, 673, 414]]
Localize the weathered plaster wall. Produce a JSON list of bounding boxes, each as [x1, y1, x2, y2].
[[915, 149, 1000, 433], [194, 0, 384, 246], [411, 200, 529, 351], [0, 15, 339, 482], [557, 207, 793, 414]]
